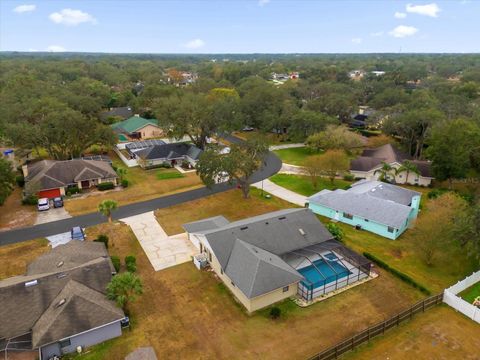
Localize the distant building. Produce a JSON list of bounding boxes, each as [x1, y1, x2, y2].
[[371, 71, 386, 76], [110, 115, 164, 142], [349, 70, 366, 79], [133, 142, 202, 169], [100, 106, 133, 122]]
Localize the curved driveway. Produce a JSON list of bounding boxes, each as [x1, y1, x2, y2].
[[0, 141, 282, 246]]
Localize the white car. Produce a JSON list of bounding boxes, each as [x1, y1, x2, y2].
[[37, 198, 50, 211]]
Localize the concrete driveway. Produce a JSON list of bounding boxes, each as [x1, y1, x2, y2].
[[252, 179, 307, 207], [35, 206, 71, 225], [121, 212, 197, 271]]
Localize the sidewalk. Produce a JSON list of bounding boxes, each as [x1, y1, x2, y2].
[[252, 179, 307, 207]]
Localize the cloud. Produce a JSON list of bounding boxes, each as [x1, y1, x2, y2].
[[13, 4, 36, 13], [389, 25, 419, 38], [258, 0, 270, 6], [184, 39, 205, 49], [49, 9, 97, 26], [406, 3, 440, 17], [370, 31, 384, 37], [351, 38, 363, 44], [394, 12, 407, 19], [46, 45, 66, 52]]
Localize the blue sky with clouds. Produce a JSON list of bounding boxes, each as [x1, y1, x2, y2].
[[1, 0, 478, 53]]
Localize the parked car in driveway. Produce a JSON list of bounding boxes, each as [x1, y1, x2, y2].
[[71, 226, 86, 241], [37, 198, 50, 211], [53, 197, 64, 208]]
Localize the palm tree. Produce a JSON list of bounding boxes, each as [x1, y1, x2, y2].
[[98, 199, 118, 223], [374, 162, 397, 183], [116, 167, 127, 182], [106, 272, 143, 314], [397, 160, 420, 184]]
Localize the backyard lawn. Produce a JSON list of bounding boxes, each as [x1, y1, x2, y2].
[[72, 195, 427, 360], [64, 154, 203, 216], [270, 174, 351, 197], [232, 130, 292, 146], [343, 305, 480, 360], [459, 282, 480, 303], [273, 147, 322, 166], [0, 238, 49, 280]]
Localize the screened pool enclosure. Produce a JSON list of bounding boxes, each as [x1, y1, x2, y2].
[[282, 240, 372, 301]]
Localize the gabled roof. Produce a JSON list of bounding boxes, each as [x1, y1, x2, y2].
[[100, 107, 133, 121], [182, 216, 230, 234], [308, 180, 420, 228], [225, 239, 303, 298], [111, 116, 159, 134], [32, 280, 124, 347], [25, 159, 117, 191], [184, 208, 334, 299], [0, 242, 120, 344], [135, 143, 202, 161]]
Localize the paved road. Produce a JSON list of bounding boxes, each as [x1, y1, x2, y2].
[[0, 144, 282, 246]]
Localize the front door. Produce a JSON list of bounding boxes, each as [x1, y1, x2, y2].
[[81, 180, 90, 188]]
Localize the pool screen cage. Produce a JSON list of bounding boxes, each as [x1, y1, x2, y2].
[[0, 333, 33, 359], [283, 240, 372, 301]]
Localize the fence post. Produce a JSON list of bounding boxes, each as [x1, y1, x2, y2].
[[383, 321, 386, 334]]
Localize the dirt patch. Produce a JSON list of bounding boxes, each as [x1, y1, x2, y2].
[[0, 187, 36, 231], [0, 238, 49, 280], [390, 248, 404, 259]]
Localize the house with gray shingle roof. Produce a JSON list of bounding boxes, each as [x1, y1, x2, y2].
[[350, 143, 434, 186], [134, 142, 203, 169], [0, 241, 125, 360], [183, 208, 372, 311], [308, 180, 421, 240]]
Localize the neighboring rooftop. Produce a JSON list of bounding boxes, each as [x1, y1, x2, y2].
[[182, 215, 230, 234], [24, 159, 117, 191], [135, 142, 202, 161], [100, 106, 133, 121], [308, 180, 420, 229], [111, 116, 160, 134]]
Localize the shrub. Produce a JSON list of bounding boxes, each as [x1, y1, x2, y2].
[[343, 173, 355, 182], [363, 252, 431, 295], [269, 307, 281, 319], [66, 186, 80, 196], [125, 255, 137, 273], [427, 188, 447, 199], [111, 256, 121, 273], [22, 194, 38, 205], [111, 164, 118, 172], [94, 234, 109, 249], [97, 182, 115, 191], [121, 179, 129, 188], [326, 223, 344, 242], [15, 175, 25, 187]]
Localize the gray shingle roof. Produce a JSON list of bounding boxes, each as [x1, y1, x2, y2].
[[135, 143, 202, 161], [182, 216, 230, 234], [185, 208, 334, 299], [308, 180, 420, 228], [0, 242, 121, 345], [100, 107, 133, 121], [25, 159, 117, 191]]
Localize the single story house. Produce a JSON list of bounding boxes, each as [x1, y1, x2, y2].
[[0, 242, 125, 360], [134, 142, 202, 169], [111, 115, 164, 142], [308, 180, 421, 240], [350, 143, 434, 186], [23, 159, 118, 199], [183, 208, 372, 312], [100, 106, 133, 122]]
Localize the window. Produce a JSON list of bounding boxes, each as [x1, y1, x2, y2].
[[387, 226, 394, 233], [59, 339, 71, 348], [282, 286, 289, 293], [343, 212, 353, 220]]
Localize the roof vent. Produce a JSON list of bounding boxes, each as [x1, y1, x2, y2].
[[25, 280, 38, 287], [371, 189, 376, 192], [57, 298, 66, 307], [299, 228, 306, 236], [57, 261, 64, 268], [278, 216, 286, 220], [240, 226, 248, 230]]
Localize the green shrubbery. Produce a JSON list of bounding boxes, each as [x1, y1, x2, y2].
[[97, 182, 115, 191], [343, 173, 355, 182], [15, 175, 25, 187], [94, 234, 109, 249], [269, 307, 281, 319], [125, 255, 137, 272], [121, 179, 129, 188], [326, 223, 344, 242], [110, 256, 121, 273], [66, 186, 80, 196], [363, 252, 431, 295], [22, 194, 38, 205]]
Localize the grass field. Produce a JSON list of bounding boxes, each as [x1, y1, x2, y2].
[[72, 191, 426, 360], [343, 305, 480, 360], [232, 130, 292, 145], [273, 147, 322, 166], [270, 174, 351, 197], [0, 238, 49, 280], [64, 154, 203, 216], [459, 282, 480, 303]]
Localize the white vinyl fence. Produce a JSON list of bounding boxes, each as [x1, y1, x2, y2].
[[113, 146, 138, 168], [443, 270, 480, 324]]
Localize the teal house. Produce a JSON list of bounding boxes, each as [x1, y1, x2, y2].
[[307, 180, 421, 240]]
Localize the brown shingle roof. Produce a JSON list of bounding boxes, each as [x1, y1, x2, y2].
[[25, 159, 117, 191]]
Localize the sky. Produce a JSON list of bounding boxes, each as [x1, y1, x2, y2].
[[0, 0, 479, 53]]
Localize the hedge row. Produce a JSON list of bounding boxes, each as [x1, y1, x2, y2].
[[97, 182, 115, 191], [363, 252, 431, 295]]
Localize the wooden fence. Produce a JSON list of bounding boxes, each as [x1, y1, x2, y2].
[[308, 294, 443, 360]]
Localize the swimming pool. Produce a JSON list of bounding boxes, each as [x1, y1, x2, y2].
[[298, 253, 351, 290]]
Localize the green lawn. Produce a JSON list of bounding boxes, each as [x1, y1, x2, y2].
[[273, 147, 323, 166], [156, 169, 185, 180], [270, 174, 351, 196], [459, 282, 480, 303]]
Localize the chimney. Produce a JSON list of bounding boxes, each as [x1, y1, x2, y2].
[[22, 164, 28, 177]]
